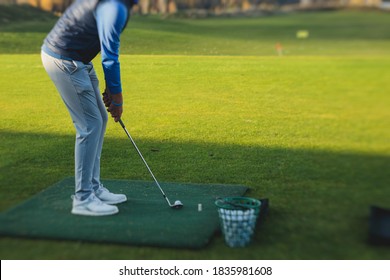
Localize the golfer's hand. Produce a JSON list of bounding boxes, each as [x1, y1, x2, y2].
[[107, 92, 123, 122], [102, 90, 112, 107]]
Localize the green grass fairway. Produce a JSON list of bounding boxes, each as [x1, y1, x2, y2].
[[0, 7, 389, 259]]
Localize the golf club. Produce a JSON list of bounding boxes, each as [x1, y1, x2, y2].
[[118, 119, 183, 209]]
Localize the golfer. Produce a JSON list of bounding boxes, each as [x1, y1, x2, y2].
[[41, 0, 136, 216]]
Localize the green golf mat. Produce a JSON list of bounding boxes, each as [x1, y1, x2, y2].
[[0, 177, 248, 248]]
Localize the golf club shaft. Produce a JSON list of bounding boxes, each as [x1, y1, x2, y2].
[[118, 119, 172, 206]]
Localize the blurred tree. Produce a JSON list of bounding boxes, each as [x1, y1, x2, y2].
[[242, 0, 253, 11], [139, 0, 150, 14], [168, 0, 177, 13], [156, 0, 167, 13]]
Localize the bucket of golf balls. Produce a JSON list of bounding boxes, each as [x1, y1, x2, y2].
[[215, 197, 261, 248]]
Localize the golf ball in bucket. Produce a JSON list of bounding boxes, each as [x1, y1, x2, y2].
[[218, 208, 257, 247], [215, 198, 261, 248]]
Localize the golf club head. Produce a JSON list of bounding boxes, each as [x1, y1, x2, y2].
[[171, 200, 183, 209]]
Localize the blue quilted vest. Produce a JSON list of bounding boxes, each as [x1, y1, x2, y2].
[[44, 0, 134, 63]]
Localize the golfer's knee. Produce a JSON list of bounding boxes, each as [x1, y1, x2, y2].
[[94, 116, 104, 132], [82, 117, 103, 138], [76, 113, 106, 140]]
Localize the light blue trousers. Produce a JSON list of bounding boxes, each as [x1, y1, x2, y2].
[[41, 51, 108, 200]]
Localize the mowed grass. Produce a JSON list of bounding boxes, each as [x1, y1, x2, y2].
[[1, 7, 390, 56], [0, 7, 390, 259]]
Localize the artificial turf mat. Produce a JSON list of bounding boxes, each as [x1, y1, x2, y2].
[[0, 177, 248, 248]]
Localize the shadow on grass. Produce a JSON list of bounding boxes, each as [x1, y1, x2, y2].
[[1, 130, 389, 259]]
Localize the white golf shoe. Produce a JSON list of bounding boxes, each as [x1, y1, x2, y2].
[[71, 193, 118, 216], [95, 186, 127, 205]]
